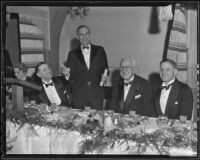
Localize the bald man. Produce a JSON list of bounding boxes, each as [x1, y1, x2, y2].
[[110, 58, 153, 116]]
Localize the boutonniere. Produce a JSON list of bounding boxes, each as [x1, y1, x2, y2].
[[135, 94, 141, 99], [175, 101, 179, 105]]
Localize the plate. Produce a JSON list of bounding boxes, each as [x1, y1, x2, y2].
[[75, 111, 90, 117]]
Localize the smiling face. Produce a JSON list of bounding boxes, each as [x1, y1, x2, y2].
[[120, 59, 135, 81], [77, 26, 90, 47], [160, 61, 177, 84], [37, 63, 52, 82]]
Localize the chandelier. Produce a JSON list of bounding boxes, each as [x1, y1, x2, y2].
[[70, 6, 89, 19]]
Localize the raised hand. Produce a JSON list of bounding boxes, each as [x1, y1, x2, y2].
[[61, 64, 70, 77]]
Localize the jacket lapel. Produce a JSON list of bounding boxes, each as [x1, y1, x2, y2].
[[118, 81, 124, 112], [52, 79, 61, 98], [75, 47, 88, 69], [164, 80, 180, 116], [90, 44, 97, 68], [40, 85, 50, 105], [52, 78, 68, 105], [124, 78, 140, 108], [154, 87, 163, 116]]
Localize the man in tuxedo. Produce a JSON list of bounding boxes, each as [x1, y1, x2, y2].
[[110, 58, 153, 115], [35, 62, 71, 106], [62, 25, 109, 110], [153, 59, 193, 120]]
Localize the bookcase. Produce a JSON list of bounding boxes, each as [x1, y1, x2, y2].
[[19, 14, 45, 77]]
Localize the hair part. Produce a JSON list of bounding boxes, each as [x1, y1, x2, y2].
[[76, 25, 91, 35], [160, 59, 177, 68]]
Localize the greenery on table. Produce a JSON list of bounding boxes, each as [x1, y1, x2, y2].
[[78, 117, 197, 154], [78, 121, 197, 154], [6, 108, 197, 155]]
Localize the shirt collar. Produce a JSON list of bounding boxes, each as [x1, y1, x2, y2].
[[42, 79, 52, 84], [162, 78, 175, 87]]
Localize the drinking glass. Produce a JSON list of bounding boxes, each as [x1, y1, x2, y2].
[[179, 115, 187, 123], [84, 106, 91, 111], [129, 110, 136, 117]]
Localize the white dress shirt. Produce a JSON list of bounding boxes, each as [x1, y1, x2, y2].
[[81, 44, 91, 69], [159, 79, 175, 114], [124, 75, 134, 102], [42, 80, 61, 105]]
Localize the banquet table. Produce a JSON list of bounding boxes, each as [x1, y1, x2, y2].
[[6, 104, 198, 156]]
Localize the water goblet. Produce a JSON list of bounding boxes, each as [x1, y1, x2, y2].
[[129, 110, 136, 117], [179, 115, 187, 123], [84, 106, 91, 111]]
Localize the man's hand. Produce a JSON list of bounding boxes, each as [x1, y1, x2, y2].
[[100, 69, 109, 86], [100, 74, 108, 86], [61, 64, 70, 79]]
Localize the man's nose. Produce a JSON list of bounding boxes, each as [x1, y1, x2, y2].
[[162, 70, 167, 74]]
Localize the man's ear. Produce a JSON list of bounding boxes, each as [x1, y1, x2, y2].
[[174, 68, 178, 76], [76, 35, 80, 40], [37, 72, 41, 78]]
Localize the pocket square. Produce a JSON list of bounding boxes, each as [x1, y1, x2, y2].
[[175, 101, 179, 105], [135, 94, 141, 99]]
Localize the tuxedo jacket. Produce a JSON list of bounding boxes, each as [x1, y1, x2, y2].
[[153, 79, 193, 120], [34, 76, 72, 106], [110, 75, 153, 115], [65, 44, 108, 110]]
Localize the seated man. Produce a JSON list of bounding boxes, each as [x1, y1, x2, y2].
[[13, 63, 35, 102], [153, 59, 193, 120], [35, 62, 71, 106], [110, 57, 153, 116]]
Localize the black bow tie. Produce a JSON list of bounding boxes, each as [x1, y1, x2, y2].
[[82, 46, 89, 49], [124, 81, 132, 86], [160, 82, 174, 90], [43, 82, 54, 88]]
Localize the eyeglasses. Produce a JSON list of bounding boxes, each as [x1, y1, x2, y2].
[[120, 66, 134, 70]]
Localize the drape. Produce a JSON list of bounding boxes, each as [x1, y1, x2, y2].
[[167, 4, 187, 83]]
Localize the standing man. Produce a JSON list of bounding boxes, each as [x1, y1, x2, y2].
[[62, 25, 109, 110], [110, 58, 153, 116], [154, 59, 193, 120], [35, 62, 71, 106]]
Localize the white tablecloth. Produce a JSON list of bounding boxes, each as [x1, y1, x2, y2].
[[6, 120, 197, 156], [7, 121, 82, 154]]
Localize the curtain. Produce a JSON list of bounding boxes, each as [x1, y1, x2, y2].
[[166, 4, 187, 83], [186, 10, 198, 121]]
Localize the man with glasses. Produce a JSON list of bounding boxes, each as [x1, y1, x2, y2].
[[110, 58, 153, 115]]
